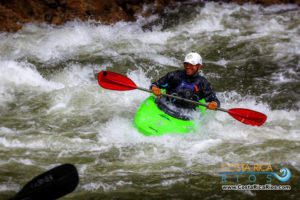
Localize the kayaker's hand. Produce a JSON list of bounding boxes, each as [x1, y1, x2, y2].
[[152, 86, 161, 98], [207, 101, 218, 110]]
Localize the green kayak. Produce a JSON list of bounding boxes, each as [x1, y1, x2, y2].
[[134, 94, 206, 136]]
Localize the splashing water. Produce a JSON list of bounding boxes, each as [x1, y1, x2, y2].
[[0, 2, 299, 199]]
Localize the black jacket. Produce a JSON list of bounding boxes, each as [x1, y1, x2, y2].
[[151, 70, 220, 109]]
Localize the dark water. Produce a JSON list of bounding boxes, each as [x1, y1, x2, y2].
[[0, 2, 299, 200]]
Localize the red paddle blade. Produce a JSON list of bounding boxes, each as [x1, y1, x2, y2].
[[98, 71, 137, 91], [228, 108, 267, 126]]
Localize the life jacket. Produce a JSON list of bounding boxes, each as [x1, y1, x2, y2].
[[173, 80, 200, 101], [155, 79, 200, 119], [166, 79, 200, 109]]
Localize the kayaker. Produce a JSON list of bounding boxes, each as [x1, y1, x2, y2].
[[151, 52, 220, 112]]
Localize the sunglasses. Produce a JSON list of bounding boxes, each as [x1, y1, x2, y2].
[[184, 63, 201, 69]]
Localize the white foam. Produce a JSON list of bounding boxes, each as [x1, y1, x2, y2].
[[0, 19, 176, 63], [0, 127, 15, 135], [0, 184, 19, 192], [206, 58, 228, 67], [51, 64, 95, 87], [161, 177, 188, 186], [262, 4, 299, 13], [0, 60, 64, 107], [0, 60, 62, 89], [270, 72, 296, 84], [82, 181, 116, 192]]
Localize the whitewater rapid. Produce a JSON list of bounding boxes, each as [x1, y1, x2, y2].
[[0, 2, 299, 199]]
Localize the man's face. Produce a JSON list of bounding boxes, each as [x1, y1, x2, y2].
[[184, 63, 201, 76]]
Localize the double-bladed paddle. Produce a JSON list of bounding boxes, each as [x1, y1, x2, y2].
[[98, 71, 267, 126], [10, 163, 79, 200]]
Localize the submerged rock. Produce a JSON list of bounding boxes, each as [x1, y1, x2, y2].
[[0, 0, 299, 32]]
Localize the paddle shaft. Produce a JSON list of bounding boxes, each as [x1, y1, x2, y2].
[[136, 87, 228, 113], [98, 71, 267, 126]]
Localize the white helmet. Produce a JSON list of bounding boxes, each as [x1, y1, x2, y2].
[[184, 52, 202, 65]]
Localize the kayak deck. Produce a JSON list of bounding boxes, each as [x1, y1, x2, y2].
[[134, 95, 205, 136]]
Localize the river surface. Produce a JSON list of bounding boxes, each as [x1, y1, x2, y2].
[[0, 2, 299, 200]]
